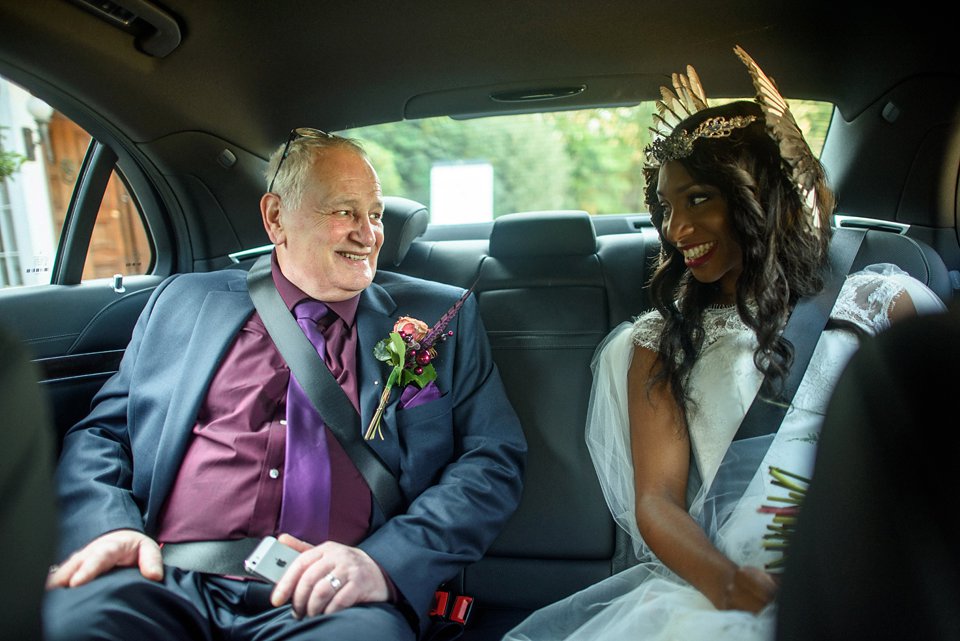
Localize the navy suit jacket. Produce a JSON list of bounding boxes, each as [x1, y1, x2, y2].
[[55, 267, 526, 624]]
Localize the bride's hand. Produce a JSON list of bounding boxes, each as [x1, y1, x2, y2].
[[722, 566, 778, 613]]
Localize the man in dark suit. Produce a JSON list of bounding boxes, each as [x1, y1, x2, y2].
[[44, 132, 526, 640]]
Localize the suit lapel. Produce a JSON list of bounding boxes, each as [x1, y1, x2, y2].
[[356, 282, 401, 472], [145, 284, 254, 529]]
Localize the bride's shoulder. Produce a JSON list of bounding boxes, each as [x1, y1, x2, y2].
[[629, 308, 664, 351], [834, 264, 929, 333]]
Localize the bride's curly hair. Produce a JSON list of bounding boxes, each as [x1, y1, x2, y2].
[[644, 101, 834, 421]]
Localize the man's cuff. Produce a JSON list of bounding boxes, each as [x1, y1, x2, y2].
[[374, 558, 400, 603]]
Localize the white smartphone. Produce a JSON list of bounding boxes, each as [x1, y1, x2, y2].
[[243, 536, 300, 583]]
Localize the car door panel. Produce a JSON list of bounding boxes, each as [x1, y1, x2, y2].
[[0, 275, 162, 440]]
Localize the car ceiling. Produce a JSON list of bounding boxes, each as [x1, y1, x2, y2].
[[0, 0, 954, 163]]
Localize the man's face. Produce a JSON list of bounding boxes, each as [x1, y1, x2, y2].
[[265, 147, 384, 301]]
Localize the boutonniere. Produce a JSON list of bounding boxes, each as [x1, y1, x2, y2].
[[364, 286, 473, 440]]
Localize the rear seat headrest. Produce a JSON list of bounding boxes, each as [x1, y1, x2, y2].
[[380, 196, 430, 266], [489, 211, 598, 259]]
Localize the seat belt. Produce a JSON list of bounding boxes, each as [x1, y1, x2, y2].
[[733, 228, 865, 442], [703, 228, 865, 508], [161, 538, 262, 577], [245, 254, 405, 519]]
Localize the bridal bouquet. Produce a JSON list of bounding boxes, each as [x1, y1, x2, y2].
[[758, 466, 810, 572]]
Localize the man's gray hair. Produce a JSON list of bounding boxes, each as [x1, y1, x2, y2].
[[264, 133, 368, 209]]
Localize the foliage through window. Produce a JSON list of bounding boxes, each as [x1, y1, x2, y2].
[[340, 100, 833, 224]]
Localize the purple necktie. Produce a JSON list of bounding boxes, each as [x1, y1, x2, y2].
[[278, 300, 332, 543]]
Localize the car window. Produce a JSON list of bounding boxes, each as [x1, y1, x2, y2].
[[339, 100, 833, 224], [0, 73, 151, 289]]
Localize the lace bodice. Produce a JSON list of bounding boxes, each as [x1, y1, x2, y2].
[[630, 267, 905, 353], [627, 266, 916, 492]]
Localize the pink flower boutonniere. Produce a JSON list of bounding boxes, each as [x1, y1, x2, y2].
[[364, 287, 473, 440]]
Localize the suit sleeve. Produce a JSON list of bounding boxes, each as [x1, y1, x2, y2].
[[358, 293, 527, 621], [54, 276, 180, 558]]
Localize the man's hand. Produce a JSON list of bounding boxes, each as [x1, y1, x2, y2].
[[722, 566, 778, 613], [270, 534, 389, 619], [46, 529, 163, 590]]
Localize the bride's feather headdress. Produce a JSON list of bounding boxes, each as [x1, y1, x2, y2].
[[732, 45, 824, 218], [645, 45, 826, 221]]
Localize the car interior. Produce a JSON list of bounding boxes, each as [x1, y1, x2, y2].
[[0, 2, 956, 639]]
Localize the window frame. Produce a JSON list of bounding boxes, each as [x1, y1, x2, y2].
[[0, 61, 174, 289]]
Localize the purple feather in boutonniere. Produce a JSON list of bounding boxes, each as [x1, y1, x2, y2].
[[364, 285, 474, 440]]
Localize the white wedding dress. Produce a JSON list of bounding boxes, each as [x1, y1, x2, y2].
[[504, 265, 943, 641]]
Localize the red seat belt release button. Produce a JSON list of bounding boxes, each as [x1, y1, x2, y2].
[[449, 595, 474, 625], [429, 590, 451, 618]]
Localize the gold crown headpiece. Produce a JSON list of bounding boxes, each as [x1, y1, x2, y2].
[[644, 46, 826, 221], [646, 114, 758, 163]]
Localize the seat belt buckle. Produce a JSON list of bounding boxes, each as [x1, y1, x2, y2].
[[429, 590, 451, 619], [448, 595, 474, 625]]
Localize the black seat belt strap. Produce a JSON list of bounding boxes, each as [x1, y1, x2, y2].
[[733, 228, 866, 442], [702, 229, 866, 512], [161, 538, 261, 577]]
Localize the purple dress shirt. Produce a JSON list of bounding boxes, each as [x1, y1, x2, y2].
[[155, 257, 372, 546]]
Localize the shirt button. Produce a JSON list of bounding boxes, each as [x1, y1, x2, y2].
[[269, 468, 280, 479], [279, 419, 287, 426]]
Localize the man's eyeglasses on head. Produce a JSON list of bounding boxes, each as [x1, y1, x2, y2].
[[267, 127, 333, 193]]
